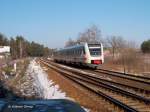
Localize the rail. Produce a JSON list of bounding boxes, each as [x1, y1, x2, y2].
[[40, 59, 150, 112]]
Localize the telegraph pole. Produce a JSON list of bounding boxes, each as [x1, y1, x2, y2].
[[19, 40, 22, 58]]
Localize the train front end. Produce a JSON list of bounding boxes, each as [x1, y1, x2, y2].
[[84, 43, 104, 69]]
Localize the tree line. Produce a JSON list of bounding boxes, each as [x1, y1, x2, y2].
[[0, 33, 53, 59], [65, 25, 150, 54]]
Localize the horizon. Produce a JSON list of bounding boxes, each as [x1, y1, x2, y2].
[[0, 0, 150, 48]]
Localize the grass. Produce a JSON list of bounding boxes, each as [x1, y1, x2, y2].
[[9, 58, 30, 86], [103, 53, 150, 75]]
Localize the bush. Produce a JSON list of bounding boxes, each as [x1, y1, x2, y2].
[[141, 40, 150, 53]]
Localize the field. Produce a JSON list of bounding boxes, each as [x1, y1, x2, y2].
[[102, 52, 150, 76]]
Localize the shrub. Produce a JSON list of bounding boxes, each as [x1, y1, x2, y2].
[[141, 39, 150, 53]]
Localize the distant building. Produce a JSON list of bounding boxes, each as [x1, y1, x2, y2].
[[0, 46, 10, 59]]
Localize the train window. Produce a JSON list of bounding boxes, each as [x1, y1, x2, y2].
[[89, 48, 101, 56], [79, 49, 81, 55], [83, 49, 85, 54], [88, 43, 101, 47], [82, 47, 85, 54], [70, 50, 72, 55], [75, 50, 77, 55]]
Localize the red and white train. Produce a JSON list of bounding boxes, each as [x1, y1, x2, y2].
[[53, 42, 104, 69]]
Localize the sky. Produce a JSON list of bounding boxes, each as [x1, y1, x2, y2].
[[0, 0, 150, 48]]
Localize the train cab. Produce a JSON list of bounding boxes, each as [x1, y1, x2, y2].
[[83, 43, 104, 68]]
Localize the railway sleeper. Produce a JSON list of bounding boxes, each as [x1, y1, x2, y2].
[[46, 59, 150, 93], [45, 59, 150, 104], [41, 60, 149, 112]]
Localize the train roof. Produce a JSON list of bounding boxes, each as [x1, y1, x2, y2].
[[58, 43, 85, 52], [57, 42, 102, 52]]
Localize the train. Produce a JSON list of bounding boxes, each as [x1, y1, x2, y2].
[[53, 42, 104, 69]]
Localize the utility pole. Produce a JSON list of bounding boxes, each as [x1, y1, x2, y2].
[[19, 40, 22, 58]]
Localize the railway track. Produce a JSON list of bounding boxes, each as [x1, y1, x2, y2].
[[40, 59, 150, 112], [95, 69, 150, 85], [46, 59, 150, 99], [83, 69, 150, 98], [46, 59, 150, 88], [98, 68, 150, 80]]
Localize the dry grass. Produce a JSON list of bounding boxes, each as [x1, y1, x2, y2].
[[0, 58, 33, 98], [103, 51, 150, 76]]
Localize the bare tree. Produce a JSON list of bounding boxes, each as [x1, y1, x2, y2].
[[107, 36, 127, 60], [106, 36, 141, 73], [65, 25, 103, 47], [65, 38, 77, 47], [77, 25, 103, 43]]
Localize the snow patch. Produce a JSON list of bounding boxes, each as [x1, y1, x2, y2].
[[27, 59, 67, 99], [82, 107, 90, 112], [26, 59, 90, 111]]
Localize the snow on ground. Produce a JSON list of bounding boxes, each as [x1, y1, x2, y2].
[[25, 59, 90, 111], [27, 59, 67, 99]]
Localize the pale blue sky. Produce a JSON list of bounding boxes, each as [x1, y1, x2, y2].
[[0, 0, 150, 48]]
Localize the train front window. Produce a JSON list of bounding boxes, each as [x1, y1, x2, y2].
[[89, 48, 101, 56]]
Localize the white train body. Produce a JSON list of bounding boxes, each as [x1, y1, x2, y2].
[[53, 42, 104, 68]]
